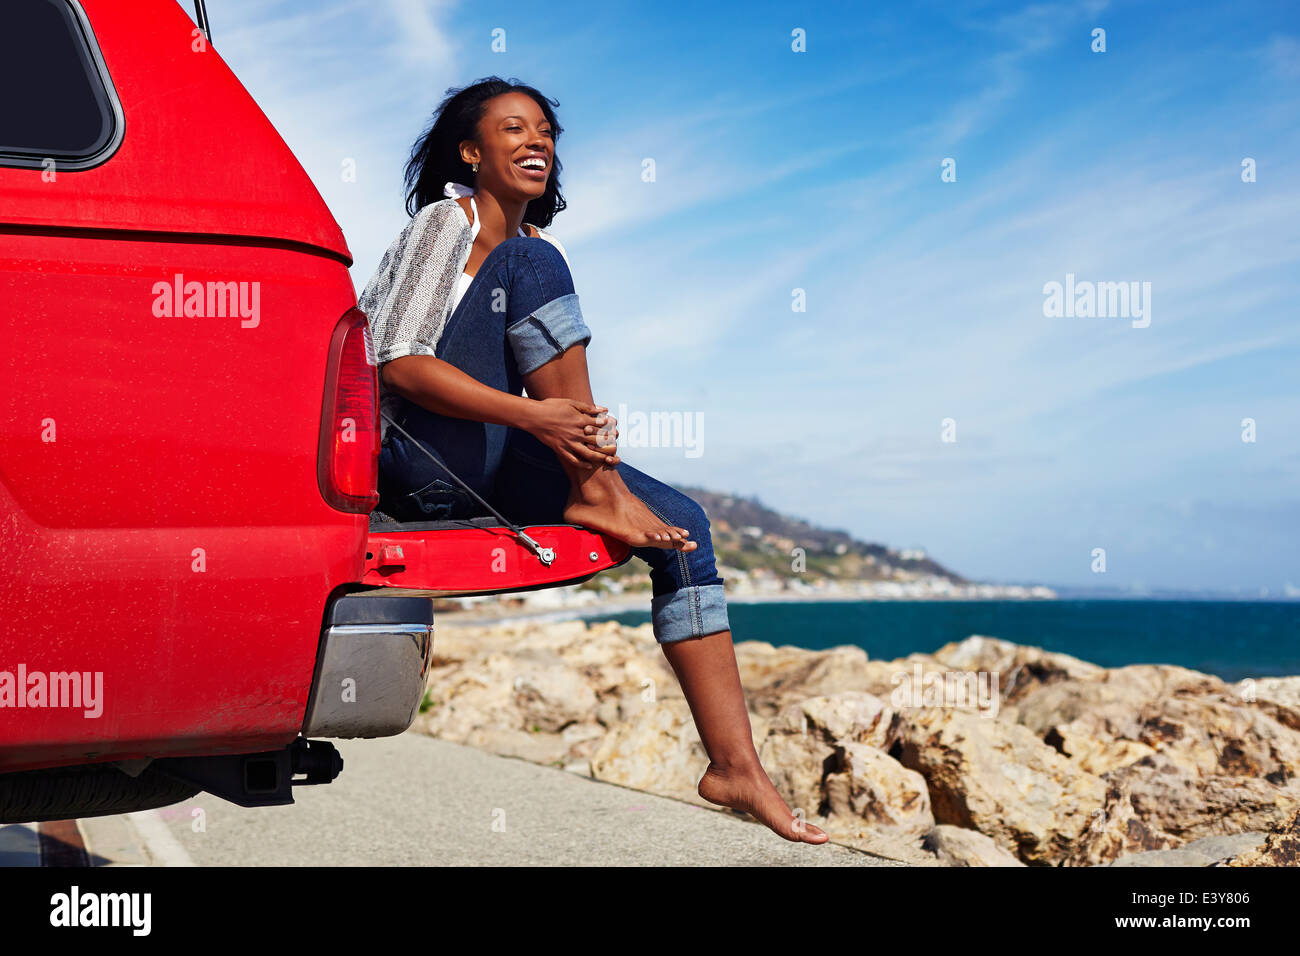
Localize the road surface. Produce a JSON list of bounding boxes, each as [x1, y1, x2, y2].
[[9, 732, 908, 867]]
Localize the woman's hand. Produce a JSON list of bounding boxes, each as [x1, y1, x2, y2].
[[523, 398, 621, 467], [382, 356, 622, 466]]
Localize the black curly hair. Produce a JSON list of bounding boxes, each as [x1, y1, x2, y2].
[[403, 76, 566, 227]]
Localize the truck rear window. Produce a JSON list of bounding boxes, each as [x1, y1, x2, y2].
[[0, 0, 122, 170]]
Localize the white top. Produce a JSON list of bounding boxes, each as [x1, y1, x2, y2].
[[448, 183, 529, 315]]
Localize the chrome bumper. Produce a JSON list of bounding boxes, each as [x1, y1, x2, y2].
[[302, 593, 435, 739]]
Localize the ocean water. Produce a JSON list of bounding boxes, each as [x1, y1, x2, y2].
[[587, 599, 1300, 682]]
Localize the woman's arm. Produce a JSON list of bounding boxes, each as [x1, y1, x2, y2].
[[382, 355, 619, 467]]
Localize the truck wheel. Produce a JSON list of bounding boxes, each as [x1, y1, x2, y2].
[[0, 762, 201, 824]]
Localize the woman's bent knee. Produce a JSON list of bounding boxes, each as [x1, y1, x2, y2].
[[652, 487, 711, 537], [492, 234, 569, 273], [508, 294, 591, 374], [481, 238, 588, 374]]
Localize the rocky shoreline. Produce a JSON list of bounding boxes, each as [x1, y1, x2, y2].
[[412, 617, 1300, 866]]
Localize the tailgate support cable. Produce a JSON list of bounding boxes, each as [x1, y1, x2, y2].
[[193, 1, 212, 42], [379, 412, 554, 567]]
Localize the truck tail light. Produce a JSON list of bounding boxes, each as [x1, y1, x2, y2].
[[318, 308, 379, 513]]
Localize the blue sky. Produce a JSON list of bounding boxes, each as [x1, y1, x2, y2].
[[177, 0, 1300, 593]]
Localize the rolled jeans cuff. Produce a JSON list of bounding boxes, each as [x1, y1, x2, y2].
[[507, 293, 592, 375], [650, 584, 730, 644]]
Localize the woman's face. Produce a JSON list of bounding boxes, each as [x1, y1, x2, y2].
[[461, 91, 554, 203]]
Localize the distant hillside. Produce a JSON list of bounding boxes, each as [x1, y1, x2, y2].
[[594, 485, 965, 587], [679, 486, 965, 583]]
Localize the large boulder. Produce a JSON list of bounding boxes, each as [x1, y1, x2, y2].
[[1234, 676, 1300, 733], [930, 635, 1103, 706], [1222, 806, 1300, 866], [894, 706, 1106, 865], [759, 692, 931, 834], [417, 619, 670, 747], [1014, 665, 1228, 742], [736, 642, 884, 714], [1011, 664, 1300, 781], [757, 692, 936, 860], [823, 742, 932, 835], [1043, 718, 1158, 776], [1101, 752, 1300, 843], [921, 824, 1026, 867], [1064, 780, 1177, 866], [765, 692, 897, 749], [1133, 692, 1300, 780], [417, 651, 521, 742], [756, 730, 835, 819], [588, 698, 770, 807]]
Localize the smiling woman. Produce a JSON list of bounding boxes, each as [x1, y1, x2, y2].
[[356, 76, 828, 845]]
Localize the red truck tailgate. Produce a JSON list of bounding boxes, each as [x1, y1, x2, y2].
[[363, 519, 630, 595]]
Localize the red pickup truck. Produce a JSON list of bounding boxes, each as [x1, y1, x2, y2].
[[0, 0, 627, 822]]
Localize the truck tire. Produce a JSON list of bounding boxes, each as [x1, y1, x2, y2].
[[0, 762, 201, 824]]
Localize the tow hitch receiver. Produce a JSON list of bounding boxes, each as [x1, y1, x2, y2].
[[153, 737, 343, 809]]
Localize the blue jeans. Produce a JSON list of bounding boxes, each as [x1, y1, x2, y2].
[[377, 235, 730, 644]]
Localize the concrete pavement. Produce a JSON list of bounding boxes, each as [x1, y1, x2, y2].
[[69, 732, 906, 867]]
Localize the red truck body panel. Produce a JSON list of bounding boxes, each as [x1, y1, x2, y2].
[[0, 0, 363, 772]]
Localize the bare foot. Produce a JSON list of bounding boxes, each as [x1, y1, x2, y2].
[[563, 467, 697, 551], [697, 761, 829, 844]]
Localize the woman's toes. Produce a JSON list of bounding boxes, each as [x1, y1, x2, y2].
[[640, 529, 676, 548], [665, 529, 695, 550], [795, 821, 829, 843]]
